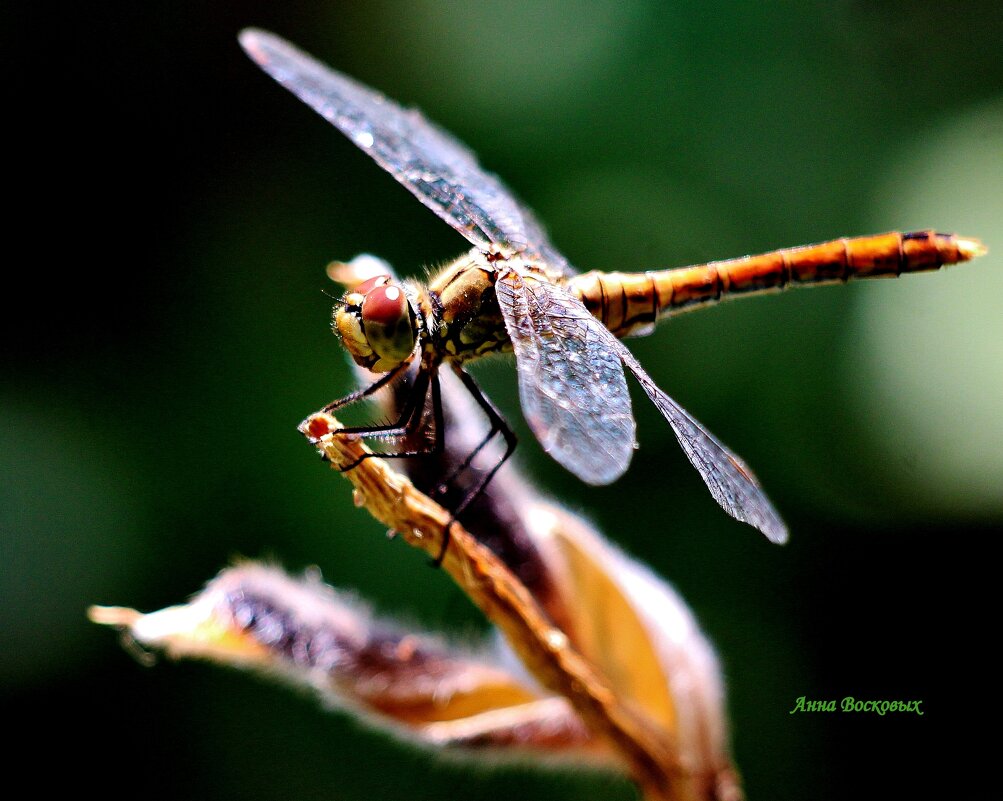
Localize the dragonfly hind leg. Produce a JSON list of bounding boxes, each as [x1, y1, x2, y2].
[[443, 365, 517, 516], [429, 366, 517, 566]]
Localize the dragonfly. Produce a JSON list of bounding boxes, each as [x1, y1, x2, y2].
[[240, 29, 984, 551]]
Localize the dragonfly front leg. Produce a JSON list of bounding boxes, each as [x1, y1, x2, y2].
[[318, 358, 413, 415], [300, 345, 443, 465], [332, 368, 448, 473]]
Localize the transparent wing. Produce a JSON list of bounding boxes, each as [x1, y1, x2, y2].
[[240, 29, 573, 275], [497, 266, 787, 542], [495, 269, 635, 485], [614, 343, 788, 544]]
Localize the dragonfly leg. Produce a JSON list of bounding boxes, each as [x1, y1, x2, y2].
[[430, 366, 517, 566], [318, 356, 414, 415], [334, 368, 444, 472], [448, 366, 517, 515]]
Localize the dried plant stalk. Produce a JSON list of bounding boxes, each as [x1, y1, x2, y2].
[[306, 413, 685, 800]]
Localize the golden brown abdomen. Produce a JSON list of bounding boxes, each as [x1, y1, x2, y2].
[[569, 230, 984, 338]]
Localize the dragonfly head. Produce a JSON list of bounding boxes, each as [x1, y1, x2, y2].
[[334, 275, 418, 372]]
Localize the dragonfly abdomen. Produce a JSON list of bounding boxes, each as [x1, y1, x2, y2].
[[571, 230, 984, 337], [570, 270, 662, 338]]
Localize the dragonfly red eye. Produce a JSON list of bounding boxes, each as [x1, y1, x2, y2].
[[358, 283, 416, 369], [362, 284, 407, 328]]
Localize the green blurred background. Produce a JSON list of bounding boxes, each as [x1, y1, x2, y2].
[[6, 1, 1002, 798]]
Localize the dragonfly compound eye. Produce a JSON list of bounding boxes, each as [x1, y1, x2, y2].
[[334, 279, 416, 372], [361, 284, 416, 368]]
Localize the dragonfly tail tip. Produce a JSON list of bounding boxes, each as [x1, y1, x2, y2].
[[955, 236, 987, 262]]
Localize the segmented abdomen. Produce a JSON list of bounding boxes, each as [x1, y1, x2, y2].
[[570, 230, 983, 338]]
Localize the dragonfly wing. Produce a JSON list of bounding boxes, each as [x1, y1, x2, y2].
[[496, 265, 786, 542], [495, 270, 635, 485], [614, 342, 788, 544], [240, 30, 573, 276]]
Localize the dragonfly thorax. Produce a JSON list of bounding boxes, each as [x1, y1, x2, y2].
[[426, 253, 512, 364], [334, 275, 419, 372]]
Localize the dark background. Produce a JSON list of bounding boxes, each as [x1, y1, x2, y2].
[[5, 2, 1002, 798]]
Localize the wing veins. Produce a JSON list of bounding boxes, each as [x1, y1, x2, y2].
[[239, 29, 575, 276], [496, 270, 635, 484], [613, 342, 788, 544]]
